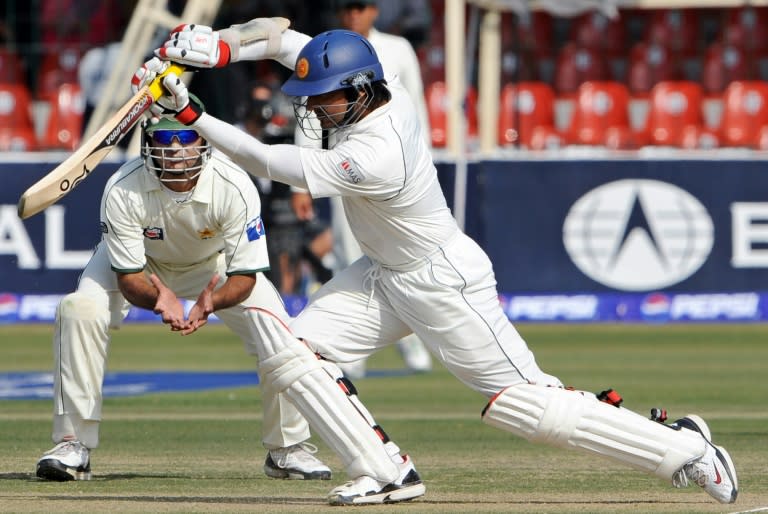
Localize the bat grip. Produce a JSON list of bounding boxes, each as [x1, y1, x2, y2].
[[148, 63, 186, 100]]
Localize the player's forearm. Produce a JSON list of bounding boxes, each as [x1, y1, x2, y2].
[[237, 29, 311, 70], [211, 274, 256, 311], [193, 113, 308, 188], [116, 272, 158, 310]]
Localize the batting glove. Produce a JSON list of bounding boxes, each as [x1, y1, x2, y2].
[[160, 72, 204, 125], [155, 17, 290, 67], [131, 57, 169, 119], [156, 24, 231, 68]]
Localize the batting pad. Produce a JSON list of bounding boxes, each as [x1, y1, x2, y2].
[[482, 384, 706, 479], [259, 345, 399, 483]]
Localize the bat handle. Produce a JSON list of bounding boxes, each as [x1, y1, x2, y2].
[[148, 63, 186, 101]]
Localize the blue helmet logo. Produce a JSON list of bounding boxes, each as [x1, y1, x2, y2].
[[282, 30, 384, 97]]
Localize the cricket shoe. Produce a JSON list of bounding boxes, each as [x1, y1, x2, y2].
[[36, 440, 92, 481], [264, 442, 332, 480], [671, 415, 738, 504], [327, 454, 425, 505]]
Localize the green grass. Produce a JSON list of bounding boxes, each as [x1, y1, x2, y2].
[[1, 323, 766, 513]]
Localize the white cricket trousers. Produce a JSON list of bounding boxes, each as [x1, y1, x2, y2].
[[291, 231, 562, 397], [51, 242, 310, 449]]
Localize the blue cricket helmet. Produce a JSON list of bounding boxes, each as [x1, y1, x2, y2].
[[281, 30, 384, 97]]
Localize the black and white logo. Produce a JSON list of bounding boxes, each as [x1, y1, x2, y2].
[[563, 179, 714, 291]]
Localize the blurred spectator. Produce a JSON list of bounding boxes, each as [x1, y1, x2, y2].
[[239, 82, 333, 296], [77, 41, 121, 131], [373, 0, 432, 49]]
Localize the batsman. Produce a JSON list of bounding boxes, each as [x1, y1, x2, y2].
[[129, 15, 738, 505]]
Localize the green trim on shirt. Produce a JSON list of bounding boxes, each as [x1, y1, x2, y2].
[[111, 266, 145, 274], [226, 267, 269, 277]]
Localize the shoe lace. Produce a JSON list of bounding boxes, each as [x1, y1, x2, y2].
[[672, 467, 690, 489], [273, 442, 321, 466], [295, 442, 319, 455], [672, 461, 708, 489], [47, 440, 82, 456]]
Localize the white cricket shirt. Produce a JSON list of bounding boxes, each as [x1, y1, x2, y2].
[[100, 154, 269, 275], [298, 78, 458, 267]]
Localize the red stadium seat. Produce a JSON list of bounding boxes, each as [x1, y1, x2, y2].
[[569, 11, 627, 57], [36, 46, 82, 98], [418, 20, 445, 85], [500, 44, 540, 83], [565, 81, 635, 148], [0, 48, 26, 85], [426, 81, 477, 148], [644, 8, 701, 57], [724, 5, 768, 53], [0, 126, 37, 151], [701, 42, 756, 97], [0, 83, 34, 130], [514, 10, 555, 57], [498, 81, 556, 147], [644, 80, 718, 148], [553, 42, 610, 97], [719, 80, 768, 147], [40, 83, 85, 150], [627, 41, 683, 97]]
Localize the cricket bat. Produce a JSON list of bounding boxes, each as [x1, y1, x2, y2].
[[17, 63, 186, 220]]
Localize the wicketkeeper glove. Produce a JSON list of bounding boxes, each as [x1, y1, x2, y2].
[[155, 17, 290, 68]]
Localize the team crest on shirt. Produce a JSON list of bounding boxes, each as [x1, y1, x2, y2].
[[143, 227, 164, 240], [198, 228, 216, 239], [335, 158, 366, 184], [246, 216, 265, 241]]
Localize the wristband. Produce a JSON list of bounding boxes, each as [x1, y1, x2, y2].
[[175, 100, 204, 125], [216, 40, 231, 67]]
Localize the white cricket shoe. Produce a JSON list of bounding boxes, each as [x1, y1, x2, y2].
[[671, 415, 738, 504], [396, 336, 432, 373], [36, 440, 92, 481], [264, 442, 332, 480], [327, 454, 425, 505]]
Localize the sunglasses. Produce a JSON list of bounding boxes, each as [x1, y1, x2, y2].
[[150, 129, 200, 145]]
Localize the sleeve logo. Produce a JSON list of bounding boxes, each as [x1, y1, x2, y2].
[[246, 216, 265, 241], [335, 158, 366, 184]]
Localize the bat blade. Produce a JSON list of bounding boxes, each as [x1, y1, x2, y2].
[[17, 63, 185, 220]]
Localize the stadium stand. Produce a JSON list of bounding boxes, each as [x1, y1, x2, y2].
[[0, 82, 35, 131], [36, 46, 82, 99], [643, 80, 719, 148], [718, 80, 768, 147], [553, 42, 610, 98], [39, 82, 84, 150], [426, 80, 478, 148], [0, 48, 26, 85], [701, 40, 756, 97], [497, 81, 556, 147], [8, 4, 768, 153], [565, 80, 635, 148]]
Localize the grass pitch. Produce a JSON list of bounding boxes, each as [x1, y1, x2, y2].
[[1, 323, 766, 513]]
